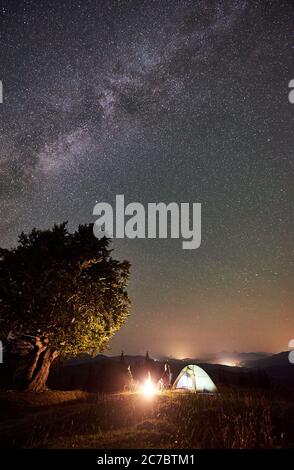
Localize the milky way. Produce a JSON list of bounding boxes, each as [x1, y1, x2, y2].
[[0, 0, 293, 357]]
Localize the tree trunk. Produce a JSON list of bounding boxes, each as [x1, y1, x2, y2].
[[24, 337, 59, 392], [25, 349, 59, 392], [26, 337, 48, 383]]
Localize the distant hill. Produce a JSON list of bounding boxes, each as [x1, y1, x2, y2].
[[66, 351, 271, 367], [246, 351, 289, 368], [65, 354, 108, 366], [232, 352, 271, 365], [243, 351, 294, 386]]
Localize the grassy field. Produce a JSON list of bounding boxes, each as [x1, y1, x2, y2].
[[0, 388, 293, 449]]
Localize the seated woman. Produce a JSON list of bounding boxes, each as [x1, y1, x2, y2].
[[159, 363, 172, 390]]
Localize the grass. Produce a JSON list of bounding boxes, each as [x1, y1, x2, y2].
[[0, 388, 293, 449]]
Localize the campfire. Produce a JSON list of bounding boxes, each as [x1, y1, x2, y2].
[[140, 372, 157, 398]]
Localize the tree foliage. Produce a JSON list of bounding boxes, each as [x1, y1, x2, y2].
[[0, 223, 131, 358]]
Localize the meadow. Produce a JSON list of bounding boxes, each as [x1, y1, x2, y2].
[[0, 388, 293, 449]]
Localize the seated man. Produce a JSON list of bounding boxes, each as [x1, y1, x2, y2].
[[160, 363, 172, 389]]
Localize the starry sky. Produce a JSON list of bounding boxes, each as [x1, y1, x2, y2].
[[1, 0, 293, 359]]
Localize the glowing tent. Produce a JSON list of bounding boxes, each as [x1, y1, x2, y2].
[[172, 364, 217, 393]]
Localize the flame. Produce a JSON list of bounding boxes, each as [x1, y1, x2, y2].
[[141, 373, 156, 397]]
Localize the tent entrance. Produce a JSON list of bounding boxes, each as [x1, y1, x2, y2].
[[172, 364, 217, 393]]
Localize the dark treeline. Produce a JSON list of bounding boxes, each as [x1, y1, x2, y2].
[[47, 357, 272, 393]]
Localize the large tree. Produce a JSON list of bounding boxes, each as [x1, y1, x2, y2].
[[0, 223, 130, 391]]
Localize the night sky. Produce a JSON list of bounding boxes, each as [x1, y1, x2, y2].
[[1, 0, 293, 359]]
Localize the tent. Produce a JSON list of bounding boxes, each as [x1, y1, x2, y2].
[[172, 364, 217, 393]]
